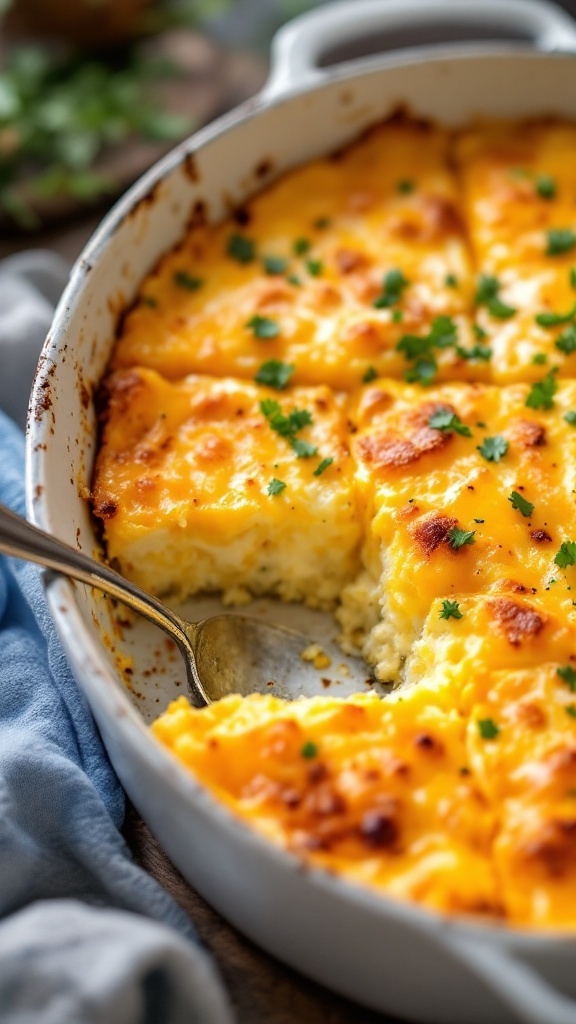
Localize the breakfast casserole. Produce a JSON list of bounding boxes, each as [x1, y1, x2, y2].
[[93, 115, 576, 928]]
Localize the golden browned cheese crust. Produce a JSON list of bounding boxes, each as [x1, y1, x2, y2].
[[95, 115, 576, 928]]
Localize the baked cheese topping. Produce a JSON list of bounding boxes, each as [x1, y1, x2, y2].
[[94, 116, 576, 928]]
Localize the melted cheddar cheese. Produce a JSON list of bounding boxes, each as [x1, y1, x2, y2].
[[94, 115, 576, 929]]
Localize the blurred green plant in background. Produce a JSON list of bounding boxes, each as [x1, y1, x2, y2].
[[0, 0, 321, 228]]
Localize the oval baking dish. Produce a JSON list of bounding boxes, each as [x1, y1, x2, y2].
[[27, 2, 576, 1021]]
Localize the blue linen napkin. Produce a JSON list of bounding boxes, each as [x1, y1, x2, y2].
[[0, 253, 233, 1024]]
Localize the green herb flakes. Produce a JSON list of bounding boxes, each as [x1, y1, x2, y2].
[[263, 255, 288, 275], [397, 179, 414, 194], [293, 237, 311, 256], [306, 258, 323, 277], [508, 490, 535, 517], [255, 360, 295, 390], [227, 233, 255, 263], [428, 409, 472, 437], [267, 478, 286, 496], [475, 274, 516, 318], [535, 174, 556, 199], [439, 599, 463, 620], [554, 541, 576, 569], [477, 435, 508, 462], [525, 372, 558, 410], [246, 315, 280, 340], [547, 228, 576, 256], [532, 353, 547, 365], [448, 527, 476, 550], [566, 706, 576, 718], [478, 718, 500, 740], [445, 274, 458, 288], [558, 665, 576, 690], [535, 305, 576, 327], [564, 411, 576, 425], [362, 366, 377, 383], [313, 456, 334, 477], [373, 268, 409, 309], [290, 437, 318, 458], [301, 740, 318, 758], [555, 325, 576, 354], [174, 271, 203, 291]]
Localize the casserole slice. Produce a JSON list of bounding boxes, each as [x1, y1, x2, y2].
[[112, 119, 476, 391], [339, 378, 576, 680], [92, 368, 361, 607]]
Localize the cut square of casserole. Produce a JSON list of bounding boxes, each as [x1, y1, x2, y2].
[[92, 368, 361, 607], [112, 119, 477, 391], [456, 120, 576, 383], [466, 662, 576, 929], [151, 690, 502, 919], [338, 377, 576, 680]]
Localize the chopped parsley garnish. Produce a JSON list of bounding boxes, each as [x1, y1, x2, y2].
[[525, 371, 558, 410], [313, 216, 330, 229], [373, 268, 409, 309], [558, 664, 576, 690], [227, 233, 256, 263], [290, 437, 318, 458], [313, 456, 334, 477], [547, 228, 576, 256], [473, 323, 489, 341], [478, 718, 500, 740], [396, 179, 414, 194], [428, 409, 472, 437], [255, 360, 295, 390], [555, 325, 576, 354], [267, 478, 286, 496], [286, 274, 302, 287], [439, 599, 463, 620], [306, 258, 323, 277], [564, 410, 576, 425], [392, 309, 404, 323], [508, 490, 535, 517], [456, 343, 492, 362], [448, 527, 476, 550], [535, 304, 576, 327], [260, 399, 316, 458], [246, 315, 280, 340], [475, 274, 516, 319], [477, 435, 508, 462], [571, 267, 576, 289], [445, 273, 458, 288], [141, 296, 157, 308], [566, 706, 576, 718], [301, 740, 318, 758], [535, 174, 556, 199], [554, 540, 576, 569], [532, 353, 547, 365], [263, 255, 288, 275], [405, 359, 437, 386], [487, 297, 517, 319], [396, 316, 458, 385], [473, 518, 485, 524], [293, 237, 311, 255], [362, 366, 377, 383], [174, 270, 203, 291], [260, 399, 312, 436]]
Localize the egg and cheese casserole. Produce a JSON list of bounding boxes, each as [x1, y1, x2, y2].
[[93, 116, 576, 928]]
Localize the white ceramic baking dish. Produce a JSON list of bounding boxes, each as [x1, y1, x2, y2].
[[27, 1, 576, 1021]]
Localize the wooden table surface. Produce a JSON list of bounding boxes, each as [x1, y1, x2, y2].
[[1, 29, 399, 1024]]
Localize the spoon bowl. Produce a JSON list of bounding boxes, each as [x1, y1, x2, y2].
[[0, 502, 376, 704]]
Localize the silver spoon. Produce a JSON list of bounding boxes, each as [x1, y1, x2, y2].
[[0, 503, 375, 705]]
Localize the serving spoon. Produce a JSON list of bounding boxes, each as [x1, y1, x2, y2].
[[0, 503, 375, 705]]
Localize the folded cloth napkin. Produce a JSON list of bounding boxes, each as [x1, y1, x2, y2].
[[0, 252, 233, 1024]]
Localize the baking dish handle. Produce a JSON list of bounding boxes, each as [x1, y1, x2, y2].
[[438, 931, 576, 1024], [264, 0, 576, 100]]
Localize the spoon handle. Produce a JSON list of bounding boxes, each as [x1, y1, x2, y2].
[[0, 500, 191, 658]]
